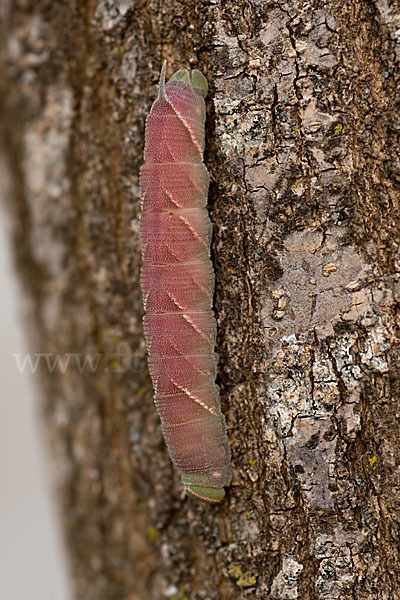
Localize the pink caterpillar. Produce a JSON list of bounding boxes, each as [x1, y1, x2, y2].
[[139, 63, 231, 502]]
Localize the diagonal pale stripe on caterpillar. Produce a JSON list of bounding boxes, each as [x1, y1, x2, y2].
[[139, 62, 231, 502]]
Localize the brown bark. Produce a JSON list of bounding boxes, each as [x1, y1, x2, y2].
[[1, 1, 399, 599]]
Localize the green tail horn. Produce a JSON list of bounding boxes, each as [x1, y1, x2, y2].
[[166, 67, 208, 98]]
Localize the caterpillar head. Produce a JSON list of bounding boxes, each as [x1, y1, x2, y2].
[[185, 484, 225, 503]]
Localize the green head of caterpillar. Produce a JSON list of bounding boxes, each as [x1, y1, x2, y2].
[[181, 471, 227, 503], [184, 484, 225, 503]]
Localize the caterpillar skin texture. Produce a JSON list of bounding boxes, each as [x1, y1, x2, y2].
[[140, 63, 231, 502]]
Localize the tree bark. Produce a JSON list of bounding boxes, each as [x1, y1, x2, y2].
[[1, 1, 400, 599]]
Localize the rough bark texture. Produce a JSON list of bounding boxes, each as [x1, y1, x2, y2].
[[1, 1, 399, 599]]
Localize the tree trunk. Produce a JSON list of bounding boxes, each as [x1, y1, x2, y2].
[[1, 1, 399, 599]]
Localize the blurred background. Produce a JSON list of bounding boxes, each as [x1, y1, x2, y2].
[[0, 209, 71, 599]]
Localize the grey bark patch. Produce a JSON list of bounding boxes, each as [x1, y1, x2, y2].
[[285, 417, 336, 509], [262, 228, 367, 349], [94, 0, 133, 31], [270, 557, 304, 599]]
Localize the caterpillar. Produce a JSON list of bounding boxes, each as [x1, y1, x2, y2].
[[139, 62, 231, 502]]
